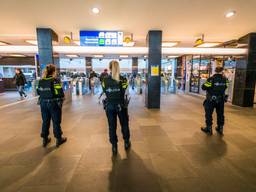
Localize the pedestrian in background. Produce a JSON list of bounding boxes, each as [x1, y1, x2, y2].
[[14, 68, 27, 100]]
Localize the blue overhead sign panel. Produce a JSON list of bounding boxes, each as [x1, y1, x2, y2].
[[80, 31, 123, 46]]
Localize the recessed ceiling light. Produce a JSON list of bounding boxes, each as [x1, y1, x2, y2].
[[0, 41, 9, 46], [162, 42, 179, 47], [66, 54, 79, 58], [92, 7, 100, 14], [25, 40, 38, 45], [167, 55, 179, 58], [225, 11, 236, 18], [9, 54, 26, 57]]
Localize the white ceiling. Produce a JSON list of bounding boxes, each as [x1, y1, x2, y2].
[[0, 0, 256, 46]]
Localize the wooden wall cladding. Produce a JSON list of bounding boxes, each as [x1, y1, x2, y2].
[[0, 57, 35, 66]]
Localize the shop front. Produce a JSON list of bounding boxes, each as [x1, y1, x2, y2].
[[184, 55, 237, 101]]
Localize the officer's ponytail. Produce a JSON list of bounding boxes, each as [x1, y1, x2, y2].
[[109, 60, 120, 81], [42, 64, 56, 78]]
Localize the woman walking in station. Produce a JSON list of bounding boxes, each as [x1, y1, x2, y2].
[[37, 64, 67, 147], [102, 60, 131, 155]]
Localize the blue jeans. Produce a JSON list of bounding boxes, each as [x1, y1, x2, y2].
[[40, 100, 63, 139], [106, 103, 130, 145], [17, 86, 26, 97]]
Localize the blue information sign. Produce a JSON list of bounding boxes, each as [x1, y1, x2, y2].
[[80, 31, 123, 47]]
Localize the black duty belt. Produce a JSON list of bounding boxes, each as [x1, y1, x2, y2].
[[40, 98, 63, 102]]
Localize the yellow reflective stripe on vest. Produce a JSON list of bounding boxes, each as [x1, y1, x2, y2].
[[204, 81, 212, 87], [122, 82, 128, 89], [54, 85, 62, 89], [102, 81, 105, 88], [43, 77, 53, 80]]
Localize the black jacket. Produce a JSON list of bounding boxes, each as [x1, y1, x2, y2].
[[102, 76, 128, 105], [14, 73, 27, 86], [37, 76, 64, 100], [202, 74, 229, 98]]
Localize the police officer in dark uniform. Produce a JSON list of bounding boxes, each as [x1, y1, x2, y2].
[[201, 66, 229, 135], [37, 64, 67, 147], [102, 60, 131, 154]]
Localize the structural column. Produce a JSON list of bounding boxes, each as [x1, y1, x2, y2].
[[232, 33, 256, 107], [86, 57, 92, 75], [36, 28, 58, 75], [132, 57, 138, 75], [145, 30, 162, 109]]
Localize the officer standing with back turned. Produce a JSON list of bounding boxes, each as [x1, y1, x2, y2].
[[37, 64, 67, 147], [201, 66, 229, 135], [102, 60, 131, 155]]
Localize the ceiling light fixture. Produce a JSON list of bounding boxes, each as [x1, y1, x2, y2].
[[92, 7, 100, 14], [196, 42, 221, 48], [66, 54, 79, 58], [0, 41, 9, 46], [162, 42, 178, 47], [119, 55, 129, 58], [9, 54, 26, 57], [225, 11, 236, 18], [25, 40, 38, 45], [167, 55, 179, 58]]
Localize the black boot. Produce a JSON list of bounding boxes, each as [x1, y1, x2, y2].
[[56, 137, 67, 147], [43, 137, 51, 147], [112, 144, 118, 155], [216, 125, 224, 135], [124, 140, 131, 150], [201, 126, 213, 135]]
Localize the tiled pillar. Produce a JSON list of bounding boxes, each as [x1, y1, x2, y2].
[[145, 30, 162, 109], [132, 57, 138, 75], [232, 33, 256, 107], [86, 57, 92, 75], [36, 28, 58, 76]]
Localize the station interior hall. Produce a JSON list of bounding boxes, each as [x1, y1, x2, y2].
[[0, 0, 256, 192]]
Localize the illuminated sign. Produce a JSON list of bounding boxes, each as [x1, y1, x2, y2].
[[80, 31, 123, 46]]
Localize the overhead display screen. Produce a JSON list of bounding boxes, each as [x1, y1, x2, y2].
[[80, 31, 123, 46]]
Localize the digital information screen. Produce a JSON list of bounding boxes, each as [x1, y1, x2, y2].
[[80, 31, 123, 46]]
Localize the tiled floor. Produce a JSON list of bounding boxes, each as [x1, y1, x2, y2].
[[0, 93, 256, 192]]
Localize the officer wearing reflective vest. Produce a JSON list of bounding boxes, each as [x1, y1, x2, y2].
[[102, 60, 131, 155], [37, 64, 67, 147], [201, 66, 229, 135]]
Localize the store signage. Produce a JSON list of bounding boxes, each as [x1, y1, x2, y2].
[[151, 65, 159, 76], [80, 31, 123, 46]]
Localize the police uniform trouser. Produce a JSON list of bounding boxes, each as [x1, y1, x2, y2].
[[204, 99, 225, 127], [40, 100, 63, 139], [106, 103, 130, 145]]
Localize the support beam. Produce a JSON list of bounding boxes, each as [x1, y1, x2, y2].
[[86, 57, 92, 75], [232, 33, 256, 107], [36, 28, 58, 75], [132, 57, 138, 75], [145, 30, 162, 109]]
